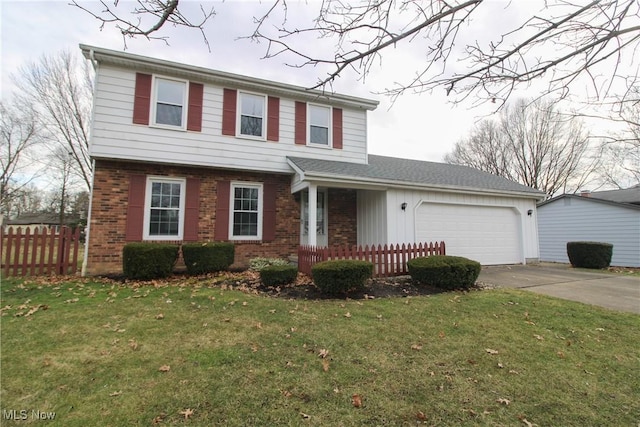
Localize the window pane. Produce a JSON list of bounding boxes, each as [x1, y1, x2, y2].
[[310, 126, 329, 145], [148, 180, 182, 237], [156, 104, 183, 126], [232, 185, 259, 237], [309, 105, 329, 127], [157, 79, 184, 104], [240, 116, 263, 137], [240, 93, 264, 116]]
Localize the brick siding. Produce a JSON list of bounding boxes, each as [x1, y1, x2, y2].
[[86, 159, 301, 275]]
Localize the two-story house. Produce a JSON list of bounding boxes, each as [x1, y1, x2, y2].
[[81, 45, 544, 275]]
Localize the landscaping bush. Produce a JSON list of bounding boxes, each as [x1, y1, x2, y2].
[[249, 257, 290, 271], [182, 242, 235, 274], [407, 255, 481, 290], [311, 260, 373, 296], [122, 243, 179, 280], [567, 241, 613, 269], [260, 264, 298, 286]]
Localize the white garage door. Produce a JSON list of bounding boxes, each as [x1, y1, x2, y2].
[[416, 203, 522, 265]]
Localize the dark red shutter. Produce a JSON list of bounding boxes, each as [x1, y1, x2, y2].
[[332, 108, 343, 149], [214, 180, 230, 240], [263, 182, 277, 241], [267, 96, 280, 141], [133, 73, 152, 125], [187, 82, 204, 132], [125, 174, 146, 241], [222, 89, 237, 136], [295, 101, 307, 145], [183, 178, 200, 241]]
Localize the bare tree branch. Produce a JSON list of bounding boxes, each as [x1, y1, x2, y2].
[[70, 0, 216, 51]]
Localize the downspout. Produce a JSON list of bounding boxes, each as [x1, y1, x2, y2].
[[81, 159, 96, 276], [81, 50, 99, 276]]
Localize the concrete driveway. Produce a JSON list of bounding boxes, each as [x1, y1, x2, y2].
[[478, 263, 640, 314]]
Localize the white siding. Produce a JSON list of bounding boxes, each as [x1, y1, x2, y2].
[[383, 189, 539, 264], [357, 190, 387, 245], [538, 197, 640, 267], [90, 65, 369, 172]]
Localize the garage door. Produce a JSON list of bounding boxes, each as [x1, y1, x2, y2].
[[415, 203, 522, 265]]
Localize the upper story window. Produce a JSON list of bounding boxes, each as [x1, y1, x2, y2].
[[239, 92, 266, 138], [153, 77, 187, 128], [229, 182, 263, 240], [143, 177, 186, 240], [308, 104, 331, 146]]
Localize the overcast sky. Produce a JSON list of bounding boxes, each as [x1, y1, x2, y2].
[[0, 1, 626, 164]]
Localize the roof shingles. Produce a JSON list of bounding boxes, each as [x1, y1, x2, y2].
[[288, 155, 544, 197]]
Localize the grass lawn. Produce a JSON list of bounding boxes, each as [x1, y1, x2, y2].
[[1, 275, 638, 426]]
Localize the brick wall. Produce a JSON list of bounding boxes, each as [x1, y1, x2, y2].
[[87, 159, 300, 275], [327, 188, 357, 247]]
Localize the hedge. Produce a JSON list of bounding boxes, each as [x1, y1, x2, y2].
[[407, 255, 481, 290], [182, 242, 235, 274], [260, 264, 298, 286], [311, 260, 373, 296], [122, 243, 179, 280], [567, 241, 613, 269]]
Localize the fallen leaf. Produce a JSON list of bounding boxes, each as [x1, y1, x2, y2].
[[411, 344, 423, 351], [318, 349, 330, 358], [485, 348, 499, 355], [557, 351, 565, 358], [416, 411, 427, 421], [255, 322, 262, 329], [595, 327, 605, 331], [438, 331, 446, 339], [534, 334, 544, 341], [179, 408, 194, 420], [129, 339, 139, 351], [322, 359, 330, 372], [497, 398, 510, 405], [497, 363, 504, 369], [158, 365, 171, 372], [155, 313, 164, 320], [109, 391, 122, 397], [300, 412, 311, 419], [344, 312, 352, 318], [352, 394, 363, 408], [520, 417, 534, 427]]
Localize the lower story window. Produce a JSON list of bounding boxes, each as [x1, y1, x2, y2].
[[144, 177, 185, 240], [230, 182, 263, 240]]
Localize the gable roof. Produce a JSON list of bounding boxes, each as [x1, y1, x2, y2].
[[537, 193, 640, 211], [590, 184, 640, 204], [80, 44, 379, 111], [288, 155, 545, 199]]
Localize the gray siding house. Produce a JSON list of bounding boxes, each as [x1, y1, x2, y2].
[[537, 194, 640, 267]]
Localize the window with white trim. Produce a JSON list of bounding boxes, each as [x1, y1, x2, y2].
[[153, 77, 187, 128], [230, 182, 263, 240], [143, 177, 186, 240], [308, 104, 331, 146], [238, 92, 266, 138]]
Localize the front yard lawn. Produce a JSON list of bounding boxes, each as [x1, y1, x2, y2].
[[1, 275, 638, 426]]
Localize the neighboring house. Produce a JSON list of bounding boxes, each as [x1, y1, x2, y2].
[[4, 213, 66, 233], [587, 184, 640, 205], [81, 45, 544, 275], [538, 192, 640, 267]]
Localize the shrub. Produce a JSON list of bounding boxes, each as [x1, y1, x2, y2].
[[249, 257, 290, 271], [122, 243, 179, 280], [260, 264, 298, 286], [312, 260, 373, 296], [567, 241, 613, 269], [182, 242, 235, 274], [407, 255, 481, 290]]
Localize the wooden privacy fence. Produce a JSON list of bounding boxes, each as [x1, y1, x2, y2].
[[298, 241, 446, 278], [1, 227, 81, 277]]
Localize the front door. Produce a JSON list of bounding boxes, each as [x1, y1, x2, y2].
[[301, 189, 328, 247]]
